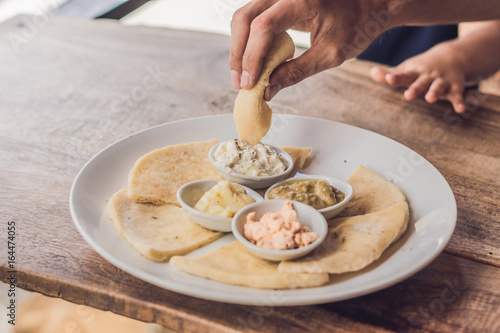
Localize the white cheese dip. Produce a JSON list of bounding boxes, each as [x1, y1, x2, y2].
[[214, 139, 287, 176]]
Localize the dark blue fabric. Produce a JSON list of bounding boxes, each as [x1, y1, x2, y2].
[[357, 25, 458, 66]]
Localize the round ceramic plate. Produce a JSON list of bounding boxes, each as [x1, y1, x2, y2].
[[70, 114, 456, 306]]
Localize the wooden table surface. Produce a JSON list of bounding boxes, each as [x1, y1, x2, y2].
[[1, 15, 499, 333]]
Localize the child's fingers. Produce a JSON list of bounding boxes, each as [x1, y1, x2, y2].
[[370, 66, 389, 84], [385, 71, 419, 87], [404, 74, 433, 100], [369, 66, 420, 87], [425, 78, 449, 104], [447, 85, 466, 113]]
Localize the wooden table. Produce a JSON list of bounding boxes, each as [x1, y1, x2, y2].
[[1, 15, 499, 333]]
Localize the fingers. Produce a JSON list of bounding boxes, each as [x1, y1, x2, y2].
[[230, 0, 277, 88], [231, 0, 315, 89], [425, 79, 466, 113], [370, 68, 466, 113], [264, 40, 346, 100], [370, 66, 421, 88], [425, 78, 448, 104], [404, 74, 434, 101], [370, 66, 389, 84], [240, 16, 278, 88], [386, 72, 419, 87], [447, 85, 466, 113]]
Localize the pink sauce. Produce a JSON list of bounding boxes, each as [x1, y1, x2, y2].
[[244, 201, 318, 250]]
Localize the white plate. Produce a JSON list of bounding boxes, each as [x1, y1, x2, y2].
[[70, 114, 456, 306]]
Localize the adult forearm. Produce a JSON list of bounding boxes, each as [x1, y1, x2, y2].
[[230, 0, 500, 97], [386, 0, 500, 28]]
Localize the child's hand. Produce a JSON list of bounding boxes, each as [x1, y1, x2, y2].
[[370, 42, 467, 113]]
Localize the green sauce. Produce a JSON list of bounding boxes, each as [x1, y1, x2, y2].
[[268, 179, 345, 209]]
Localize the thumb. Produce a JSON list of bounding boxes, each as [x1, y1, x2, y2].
[[264, 41, 346, 100]]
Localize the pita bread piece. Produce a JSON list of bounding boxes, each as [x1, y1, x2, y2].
[[280, 146, 312, 169], [233, 32, 295, 145], [170, 241, 329, 289], [108, 190, 222, 262], [128, 139, 222, 205], [278, 201, 409, 274], [340, 165, 407, 217]]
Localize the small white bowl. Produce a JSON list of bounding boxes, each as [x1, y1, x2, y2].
[[208, 141, 294, 189], [177, 180, 263, 232], [231, 199, 328, 261], [264, 175, 354, 220]]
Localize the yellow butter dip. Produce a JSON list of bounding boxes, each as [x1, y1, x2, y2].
[[194, 180, 256, 218]]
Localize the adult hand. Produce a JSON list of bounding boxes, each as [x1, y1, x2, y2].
[[230, 0, 396, 100]]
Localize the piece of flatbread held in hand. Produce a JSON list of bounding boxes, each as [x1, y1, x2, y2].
[[277, 165, 409, 274], [127, 139, 222, 206], [108, 190, 222, 262], [170, 241, 329, 289], [233, 32, 295, 145]]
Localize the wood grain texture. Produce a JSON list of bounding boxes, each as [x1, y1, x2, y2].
[[0, 14, 499, 332]]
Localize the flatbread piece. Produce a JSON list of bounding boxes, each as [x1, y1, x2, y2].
[[278, 201, 409, 274], [340, 165, 407, 217], [170, 241, 329, 289], [233, 32, 295, 145], [108, 189, 222, 262], [127, 139, 222, 205], [281, 146, 312, 176], [280, 146, 312, 169]]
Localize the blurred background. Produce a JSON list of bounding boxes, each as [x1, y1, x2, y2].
[[0, 0, 311, 45]]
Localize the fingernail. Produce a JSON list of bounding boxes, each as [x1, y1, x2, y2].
[[456, 103, 466, 113], [231, 70, 240, 89], [267, 83, 282, 100], [240, 71, 250, 89]]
